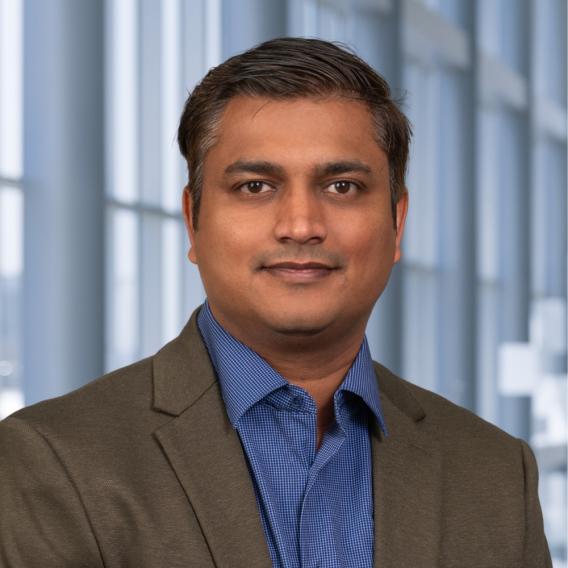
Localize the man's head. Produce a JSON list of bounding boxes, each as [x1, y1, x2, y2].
[[178, 37, 411, 230], [177, 37, 411, 348]]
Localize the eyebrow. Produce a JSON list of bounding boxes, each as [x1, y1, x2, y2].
[[224, 160, 285, 178], [223, 159, 373, 178], [314, 160, 373, 177]]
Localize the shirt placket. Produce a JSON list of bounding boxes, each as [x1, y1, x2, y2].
[[299, 418, 346, 568]]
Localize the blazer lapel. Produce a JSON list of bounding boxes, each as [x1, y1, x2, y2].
[[372, 364, 443, 568], [152, 309, 271, 568]]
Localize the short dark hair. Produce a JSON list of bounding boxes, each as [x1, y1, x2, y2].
[[177, 37, 412, 229]]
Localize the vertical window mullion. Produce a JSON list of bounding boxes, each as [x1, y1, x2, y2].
[[0, 0, 23, 417]]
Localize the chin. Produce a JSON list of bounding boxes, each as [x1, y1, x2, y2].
[[261, 310, 332, 337], [270, 324, 327, 337]]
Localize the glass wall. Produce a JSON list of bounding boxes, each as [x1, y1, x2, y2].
[[0, 0, 24, 419], [104, 0, 211, 371], [1, 0, 566, 563]]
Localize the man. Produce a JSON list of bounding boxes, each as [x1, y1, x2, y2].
[[0, 38, 551, 567]]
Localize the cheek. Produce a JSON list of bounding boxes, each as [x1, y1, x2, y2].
[[195, 216, 259, 275], [345, 221, 395, 265], [342, 225, 396, 293]]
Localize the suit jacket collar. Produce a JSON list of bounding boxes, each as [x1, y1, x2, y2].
[[371, 362, 443, 567], [152, 306, 216, 416], [152, 307, 442, 567], [153, 306, 273, 567]]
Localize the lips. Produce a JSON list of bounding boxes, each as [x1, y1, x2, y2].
[[264, 261, 335, 270], [260, 261, 338, 283]]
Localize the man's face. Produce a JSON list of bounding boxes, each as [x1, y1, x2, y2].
[[183, 96, 408, 343]]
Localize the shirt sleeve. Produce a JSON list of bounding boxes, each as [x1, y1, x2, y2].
[[0, 416, 104, 568], [519, 438, 553, 568]]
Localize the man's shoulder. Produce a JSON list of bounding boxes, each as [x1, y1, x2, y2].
[[374, 361, 519, 451], [2, 356, 156, 438], [2, 310, 211, 446]]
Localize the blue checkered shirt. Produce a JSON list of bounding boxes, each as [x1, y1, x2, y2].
[[197, 301, 388, 568]]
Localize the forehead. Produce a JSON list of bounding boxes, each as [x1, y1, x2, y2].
[[207, 95, 385, 169]]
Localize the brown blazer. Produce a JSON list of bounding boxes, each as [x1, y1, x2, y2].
[[0, 307, 551, 567]]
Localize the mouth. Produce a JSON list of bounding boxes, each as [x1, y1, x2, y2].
[[260, 261, 339, 283], [264, 262, 336, 270]]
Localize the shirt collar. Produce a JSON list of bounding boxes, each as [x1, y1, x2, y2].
[[197, 301, 286, 427], [336, 338, 388, 435], [197, 300, 387, 435]]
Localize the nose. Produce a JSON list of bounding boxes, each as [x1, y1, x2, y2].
[[272, 185, 327, 245]]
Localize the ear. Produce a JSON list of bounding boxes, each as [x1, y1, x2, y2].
[[393, 191, 409, 264], [182, 186, 198, 265]]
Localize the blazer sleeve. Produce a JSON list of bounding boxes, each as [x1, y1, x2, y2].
[[0, 416, 104, 568], [519, 439, 553, 568]]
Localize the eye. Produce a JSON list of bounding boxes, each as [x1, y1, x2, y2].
[[237, 181, 273, 195], [325, 180, 361, 195]]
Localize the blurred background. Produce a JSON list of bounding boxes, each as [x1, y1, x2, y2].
[[0, 0, 566, 563]]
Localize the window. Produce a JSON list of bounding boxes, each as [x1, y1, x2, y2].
[[104, 0, 218, 371], [3, 0, 566, 561], [0, 0, 23, 419]]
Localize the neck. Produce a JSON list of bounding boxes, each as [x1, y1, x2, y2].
[[271, 348, 358, 449], [208, 304, 367, 448], [259, 338, 364, 449]]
